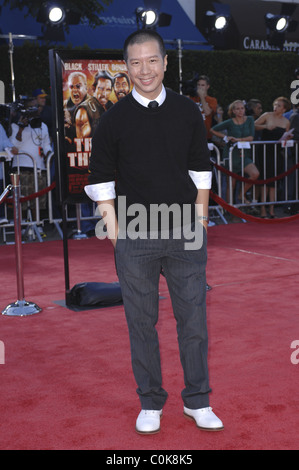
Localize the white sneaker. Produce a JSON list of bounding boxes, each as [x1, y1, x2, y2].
[[136, 409, 162, 434], [0, 217, 8, 225], [184, 406, 224, 431]]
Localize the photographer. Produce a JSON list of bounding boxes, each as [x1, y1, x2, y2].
[[32, 88, 53, 142], [9, 97, 52, 222], [0, 123, 18, 224]]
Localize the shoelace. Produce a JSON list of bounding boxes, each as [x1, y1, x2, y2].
[[199, 407, 213, 413]]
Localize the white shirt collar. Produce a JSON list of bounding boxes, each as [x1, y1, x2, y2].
[[132, 85, 166, 108]]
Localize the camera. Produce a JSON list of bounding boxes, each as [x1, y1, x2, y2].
[[17, 105, 41, 128], [0, 95, 41, 131], [181, 73, 200, 97], [13, 96, 41, 129]]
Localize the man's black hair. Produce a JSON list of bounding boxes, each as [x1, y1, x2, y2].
[[93, 70, 113, 89], [113, 72, 131, 87], [123, 29, 166, 62]]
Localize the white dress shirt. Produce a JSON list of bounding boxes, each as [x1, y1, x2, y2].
[[10, 122, 52, 171]]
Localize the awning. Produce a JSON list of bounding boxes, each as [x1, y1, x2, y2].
[[0, 0, 211, 50]]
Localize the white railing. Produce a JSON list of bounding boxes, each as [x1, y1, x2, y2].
[[1, 140, 299, 242]]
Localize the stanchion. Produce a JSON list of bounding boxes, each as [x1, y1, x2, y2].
[[72, 203, 87, 239], [2, 174, 42, 316]]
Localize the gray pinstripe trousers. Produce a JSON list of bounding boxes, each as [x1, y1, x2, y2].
[[115, 228, 211, 410]]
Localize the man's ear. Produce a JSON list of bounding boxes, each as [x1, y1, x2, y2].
[[164, 55, 168, 72]]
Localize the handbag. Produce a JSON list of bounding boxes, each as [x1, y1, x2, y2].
[[67, 282, 122, 308]]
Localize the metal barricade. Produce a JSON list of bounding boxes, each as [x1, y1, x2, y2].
[[213, 139, 299, 217], [0, 150, 12, 226], [1, 151, 47, 243], [208, 143, 228, 224], [1, 150, 100, 243], [3, 140, 298, 241], [46, 153, 99, 240]]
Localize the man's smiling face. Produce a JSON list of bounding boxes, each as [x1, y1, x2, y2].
[[126, 39, 167, 100]]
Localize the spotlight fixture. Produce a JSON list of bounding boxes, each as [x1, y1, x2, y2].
[[37, 3, 64, 25], [136, 7, 159, 28], [265, 3, 298, 46], [135, 7, 172, 30], [265, 13, 289, 33], [202, 2, 240, 50], [276, 16, 288, 32], [37, 2, 81, 41], [48, 6, 65, 24], [206, 10, 229, 32], [215, 15, 228, 31], [143, 10, 158, 27]]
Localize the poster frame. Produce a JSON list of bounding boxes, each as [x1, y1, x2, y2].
[[48, 49, 126, 303], [49, 48, 126, 205]]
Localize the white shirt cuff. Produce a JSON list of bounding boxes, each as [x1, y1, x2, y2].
[[189, 171, 212, 189], [84, 181, 116, 201]]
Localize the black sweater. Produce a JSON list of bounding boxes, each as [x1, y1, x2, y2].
[[88, 88, 211, 209]]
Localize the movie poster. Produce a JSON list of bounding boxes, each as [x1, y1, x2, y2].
[[61, 58, 132, 200]]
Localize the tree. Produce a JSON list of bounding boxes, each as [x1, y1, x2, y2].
[[2, 0, 113, 29]]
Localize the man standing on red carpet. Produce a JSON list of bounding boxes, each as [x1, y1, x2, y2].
[[85, 30, 223, 434]]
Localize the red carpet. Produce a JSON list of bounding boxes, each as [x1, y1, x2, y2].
[[0, 221, 299, 450]]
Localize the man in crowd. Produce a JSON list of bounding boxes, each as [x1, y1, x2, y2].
[[10, 97, 52, 223], [193, 75, 218, 141], [32, 88, 53, 141]]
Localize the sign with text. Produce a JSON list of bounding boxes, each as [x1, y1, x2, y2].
[[49, 50, 131, 204], [242, 35, 299, 53]]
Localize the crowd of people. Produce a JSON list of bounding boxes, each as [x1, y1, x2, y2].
[[1, 67, 299, 229], [188, 72, 299, 219], [0, 68, 135, 234]]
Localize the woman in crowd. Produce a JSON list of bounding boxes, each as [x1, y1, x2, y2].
[[254, 97, 291, 218], [211, 100, 259, 203]]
